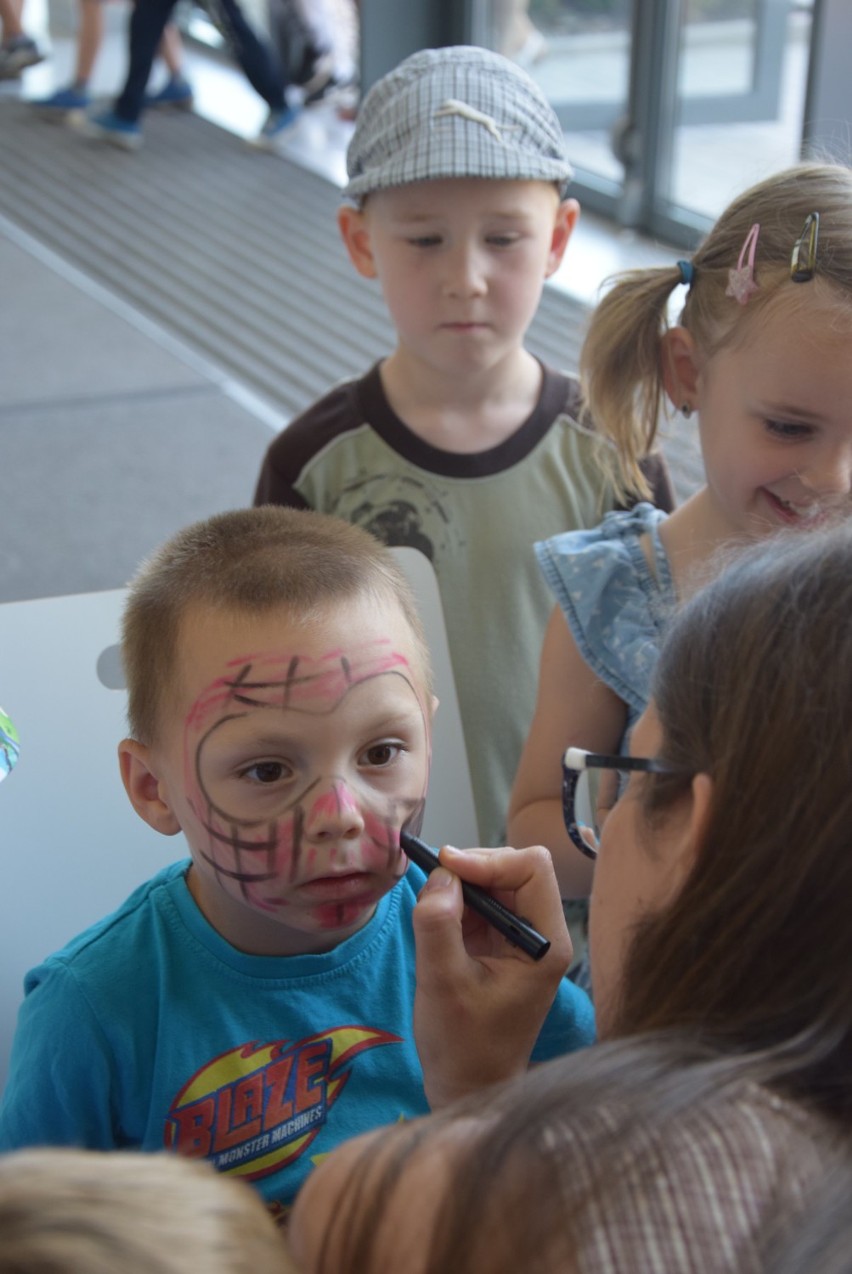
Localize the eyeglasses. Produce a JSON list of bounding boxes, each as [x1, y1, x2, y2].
[[561, 747, 675, 860]]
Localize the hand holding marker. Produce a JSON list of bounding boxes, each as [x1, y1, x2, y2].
[[400, 832, 551, 961]]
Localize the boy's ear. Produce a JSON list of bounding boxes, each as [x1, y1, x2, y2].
[[338, 206, 378, 279], [118, 739, 182, 837], [544, 197, 580, 278], [661, 326, 700, 413]]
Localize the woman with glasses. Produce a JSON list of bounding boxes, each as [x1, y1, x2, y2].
[[288, 523, 852, 1272]]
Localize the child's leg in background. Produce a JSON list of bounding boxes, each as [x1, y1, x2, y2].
[[30, 0, 105, 113], [0, 0, 45, 77], [158, 21, 183, 78], [145, 19, 194, 107], [0, 0, 25, 40], [75, 0, 104, 86]]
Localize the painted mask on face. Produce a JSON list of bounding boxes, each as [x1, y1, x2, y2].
[[179, 618, 432, 949]]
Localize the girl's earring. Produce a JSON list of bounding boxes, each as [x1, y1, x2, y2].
[[681, 403, 693, 420]]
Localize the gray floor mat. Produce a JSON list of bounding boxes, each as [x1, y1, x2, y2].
[[0, 98, 703, 507], [0, 101, 591, 416]]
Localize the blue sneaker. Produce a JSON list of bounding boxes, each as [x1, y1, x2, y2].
[[253, 104, 301, 150], [30, 84, 90, 118], [144, 75, 194, 110], [83, 108, 142, 151]]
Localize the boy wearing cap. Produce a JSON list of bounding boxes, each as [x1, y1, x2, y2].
[[254, 46, 673, 850]]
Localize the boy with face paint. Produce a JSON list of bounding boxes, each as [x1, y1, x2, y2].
[[0, 507, 593, 1221]]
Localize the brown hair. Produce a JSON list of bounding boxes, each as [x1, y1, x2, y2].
[[0, 1148, 293, 1274], [122, 506, 432, 744], [613, 521, 852, 1112], [580, 162, 852, 499]]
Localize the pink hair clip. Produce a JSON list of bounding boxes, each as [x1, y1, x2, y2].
[[726, 223, 760, 304]]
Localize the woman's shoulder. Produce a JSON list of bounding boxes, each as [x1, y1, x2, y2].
[[654, 1080, 836, 1183], [555, 1080, 838, 1274], [580, 1076, 836, 1176]]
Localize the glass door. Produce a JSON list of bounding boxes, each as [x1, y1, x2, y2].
[[470, 0, 816, 243], [660, 0, 814, 236], [471, 0, 635, 214]]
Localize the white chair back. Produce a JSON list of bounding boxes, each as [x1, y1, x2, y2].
[[0, 589, 174, 1090], [389, 547, 478, 848]]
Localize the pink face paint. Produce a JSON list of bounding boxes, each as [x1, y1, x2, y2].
[[186, 642, 413, 734], [308, 781, 360, 821], [181, 639, 430, 936]]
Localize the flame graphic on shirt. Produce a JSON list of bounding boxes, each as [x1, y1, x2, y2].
[[165, 1026, 399, 1179]]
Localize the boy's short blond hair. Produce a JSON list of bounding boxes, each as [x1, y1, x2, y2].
[[0, 1147, 292, 1274], [122, 506, 432, 745]]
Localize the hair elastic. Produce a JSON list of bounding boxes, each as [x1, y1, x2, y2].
[[726, 223, 760, 304], [676, 259, 694, 287]]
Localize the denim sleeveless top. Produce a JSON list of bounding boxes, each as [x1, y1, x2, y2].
[[535, 503, 675, 728]]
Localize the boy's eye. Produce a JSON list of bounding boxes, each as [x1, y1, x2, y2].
[[361, 742, 401, 768], [486, 234, 519, 247], [407, 236, 441, 249], [242, 761, 291, 785], [765, 419, 815, 440]]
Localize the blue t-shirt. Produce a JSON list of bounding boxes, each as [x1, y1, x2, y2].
[[0, 859, 594, 1217]]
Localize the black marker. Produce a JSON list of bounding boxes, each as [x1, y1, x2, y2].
[[400, 831, 551, 961]]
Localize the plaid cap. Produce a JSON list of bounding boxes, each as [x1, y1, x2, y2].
[[343, 45, 573, 205]]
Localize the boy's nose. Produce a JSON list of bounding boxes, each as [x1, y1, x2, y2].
[[304, 780, 365, 842], [801, 443, 852, 497], [443, 245, 487, 298]]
